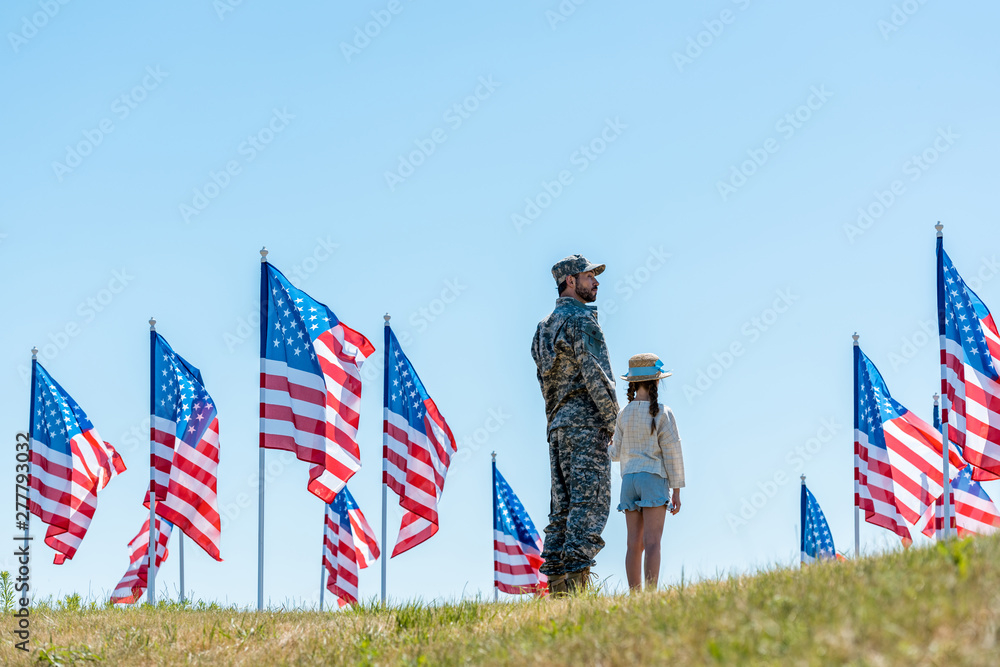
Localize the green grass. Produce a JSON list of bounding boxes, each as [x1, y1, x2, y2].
[[5, 535, 1000, 665]]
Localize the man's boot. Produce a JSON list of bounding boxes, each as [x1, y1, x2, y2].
[[565, 567, 592, 594], [547, 573, 568, 597]]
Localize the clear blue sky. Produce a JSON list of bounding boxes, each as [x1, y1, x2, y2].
[[2, 1, 999, 607]]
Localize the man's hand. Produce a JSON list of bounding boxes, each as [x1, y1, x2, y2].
[[669, 489, 681, 515]]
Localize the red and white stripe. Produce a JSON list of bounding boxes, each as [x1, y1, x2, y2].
[[152, 416, 222, 561], [880, 410, 965, 530], [347, 507, 380, 570], [921, 490, 958, 541], [952, 489, 1000, 537], [30, 429, 125, 564], [921, 470, 1000, 539], [923, 488, 1000, 538], [323, 503, 380, 606], [110, 514, 172, 604], [855, 428, 911, 542], [941, 315, 1000, 478], [386, 401, 457, 557], [150, 419, 175, 504], [494, 530, 546, 595], [382, 408, 408, 500], [322, 509, 357, 607], [261, 323, 375, 503]]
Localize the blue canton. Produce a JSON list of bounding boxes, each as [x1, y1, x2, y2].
[[941, 251, 999, 380], [802, 485, 837, 561], [32, 364, 94, 456], [386, 328, 430, 435], [494, 467, 541, 548], [856, 349, 906, 452], [153, 334, 216, 447], [329, 486, 360, 521], [263, 264, 340, 375]]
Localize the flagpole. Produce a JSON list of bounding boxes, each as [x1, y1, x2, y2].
[[936, 222, 952, 540], [178, 534, 185, 603], [800, 475, 806, 567], [380, 314, 390, 605], [933, 393, 942, 538], [852, 333, 860, 558], [148, 317, 158, 605], [24, 348, 37, 608], [258, 247, 268, 611], [319, 503, 326, 612], [492, 451, 498, 602]]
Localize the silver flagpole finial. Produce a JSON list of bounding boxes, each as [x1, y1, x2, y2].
[[149, 317, 156, 332], [852, 332, 859, 345], [491, 451, 496, 462], [384, 313, 391, 325], [260, 247, 269, 262], [933, 393, 940, 406], [936, 222, 943, 237], [800, 474, 806, 485], [31, 347, 37, 360]]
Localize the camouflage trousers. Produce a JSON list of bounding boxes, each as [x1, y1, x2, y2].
[[539, 426, 611, 576]]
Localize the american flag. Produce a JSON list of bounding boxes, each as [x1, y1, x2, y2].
[[854, 345, 964, 542], [29, 362, 126, 564], [493, 464, 546, 594], [937, 240, 1000, 481], [323, 487, 380, 607], [800, 484, 838, 563], [259, 262, 375, 502], [150, 332, 222, 561], [921, 465, 1000, 539], [383, 326, 456, 556], [110, 514, 172, 604]]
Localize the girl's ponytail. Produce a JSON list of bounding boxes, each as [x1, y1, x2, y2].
[[648, 382, 660, 434], [626, 380, 660, 433]]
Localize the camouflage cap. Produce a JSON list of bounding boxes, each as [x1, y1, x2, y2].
[[551, 254, 605, 284]]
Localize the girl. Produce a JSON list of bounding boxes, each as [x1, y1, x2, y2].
[[610, 353, 685, 592]]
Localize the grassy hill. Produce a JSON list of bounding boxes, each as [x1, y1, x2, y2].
[[5, 535, 1000, 665]]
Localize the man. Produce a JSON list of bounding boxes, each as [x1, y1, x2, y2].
[[531, 254, 619, 594]]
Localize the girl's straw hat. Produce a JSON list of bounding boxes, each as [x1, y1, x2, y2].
[[620, 353, 672, 382]]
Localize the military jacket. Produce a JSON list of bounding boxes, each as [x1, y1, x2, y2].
[[531, 297, 619, 434]]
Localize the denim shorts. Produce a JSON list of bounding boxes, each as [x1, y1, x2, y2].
[[618, 472, 670, 512]]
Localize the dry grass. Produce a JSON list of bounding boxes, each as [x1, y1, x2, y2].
[[5, 535, 1000, 665]]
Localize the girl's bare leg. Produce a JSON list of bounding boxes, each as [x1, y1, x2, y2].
[[641, 506, 667, 589], [624, 509, 644, 591]]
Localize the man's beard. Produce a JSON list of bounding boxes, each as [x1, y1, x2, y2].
[[575, 282, 597, 303]]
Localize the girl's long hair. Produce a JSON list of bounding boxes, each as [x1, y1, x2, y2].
[[626, 380, 659, 434]]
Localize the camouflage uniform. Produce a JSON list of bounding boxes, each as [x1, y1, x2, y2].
[[531, 256, 619, 577]]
